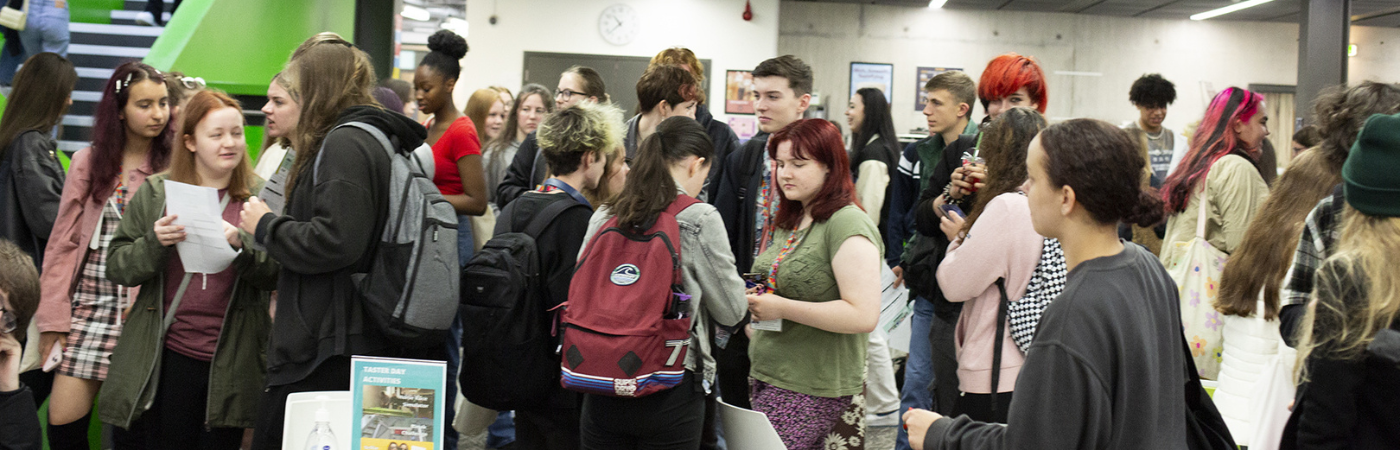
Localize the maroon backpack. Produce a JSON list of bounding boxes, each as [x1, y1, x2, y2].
[[560, 195, 700, 397]]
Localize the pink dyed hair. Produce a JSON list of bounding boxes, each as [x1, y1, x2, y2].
[[1160, 87, 1263, 213]]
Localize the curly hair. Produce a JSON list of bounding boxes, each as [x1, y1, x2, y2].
[[1129, 73, 1177, 109], [537, 101, 623, 176], [1310, 81, 1400, 171], [960, 107, 1046, 236]]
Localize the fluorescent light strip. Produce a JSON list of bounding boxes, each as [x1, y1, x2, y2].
[[401, 5, 431, 22], [1190, 0, 1276, 21], [929, 0, 946, 8]]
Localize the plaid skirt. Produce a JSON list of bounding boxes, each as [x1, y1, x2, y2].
[[58, 199, 127, 381]]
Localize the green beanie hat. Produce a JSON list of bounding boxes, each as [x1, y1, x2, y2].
[[1343, 112, 1400, 217]]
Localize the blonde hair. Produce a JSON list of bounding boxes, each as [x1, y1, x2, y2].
[[583, 144, 625, 205], [464, 88, 501, 145], [283, 37, 379, 194], [536, 100, 623, 176], [1295, 208, 1400, 382]]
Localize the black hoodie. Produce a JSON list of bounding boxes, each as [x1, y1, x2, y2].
[[254, 105, 427, 386]]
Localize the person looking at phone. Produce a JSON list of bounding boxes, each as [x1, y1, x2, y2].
[[930, 108, 1047, 422], [0, 238, 42, 450]]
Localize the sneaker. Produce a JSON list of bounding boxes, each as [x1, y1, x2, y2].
[[134, 11, 155, 26]]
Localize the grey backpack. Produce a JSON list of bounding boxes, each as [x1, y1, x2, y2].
[[317, 122, 460, 348]]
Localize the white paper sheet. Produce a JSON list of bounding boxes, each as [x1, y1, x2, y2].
[[164, 180, 239, 274], [879, 263, 914, 353], [716, 400, 787, 450]]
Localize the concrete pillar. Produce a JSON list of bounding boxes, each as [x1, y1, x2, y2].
[[1296, 0, 1350, 123], [356, 0, 396, 80]]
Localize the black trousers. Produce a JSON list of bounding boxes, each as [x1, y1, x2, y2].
[[930, 313, 961, 415], [143, 348, 243, 450], [712, 330, 751, 409], [515, 406, 581, 450], [580, 372, 706, 450], [952, 391, 1014, 424], [249, 356, 353, 450]]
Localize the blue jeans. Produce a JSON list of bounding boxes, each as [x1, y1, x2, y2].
[[18, 1, 69, 58], [443, 216, 473, 449], [896, 296, 935, 450], [486, 411, 516, 447]]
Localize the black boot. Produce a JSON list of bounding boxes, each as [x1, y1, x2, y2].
[[46, 411, 91, 450]]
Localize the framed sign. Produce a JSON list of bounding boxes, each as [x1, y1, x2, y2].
[[728, 116, 757, 142], [849, 62, 894, 104], [915, 67, 963, 111], [725, 70, 755, 115]]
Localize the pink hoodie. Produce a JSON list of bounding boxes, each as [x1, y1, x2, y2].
[[937, 193, 1044, 394]]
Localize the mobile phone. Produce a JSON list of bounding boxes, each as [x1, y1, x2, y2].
[[742, 273, 766, 291], [939, 204, 965, 220], [42, 344, 63, 372]]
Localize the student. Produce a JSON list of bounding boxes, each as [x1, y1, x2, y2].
[[484, 84, 551, 209], [0, 239, 41, 450], [622, 64, 700, 159], [100, 90, 277, 450], [746, 118, 881, 450], [576, 117, 747, 450], [1278, 82, 1400, 346], [1291, 125, 1321, 159], [1124, 74, 1186, 179], [933, 108, 1047, 422], [415, 29, 488, 266], [495, 101, 622, 450], [0, 52, 77, 266], [466, 88, 508, 145], [648, 47, 741, 203], [886, 70, 978, 449], [162, 71, 205, 123], [381, 78, 416, 117], [1286, 113, 1400, 450], [496, 66, 606, 207], [1159, 87, 1270, 379], [491, 85, 514, 112], [34, 62, 170, 450], [845, 87, 898, 230], [711, 55, 812, 411], [253, 73, 298, 180], [237, 37, 438, 450], [581, 141, 628, 206], [905, 119, 1185, 449]]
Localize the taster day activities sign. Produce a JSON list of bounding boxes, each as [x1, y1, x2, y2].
[[351, 357, 447, 450]]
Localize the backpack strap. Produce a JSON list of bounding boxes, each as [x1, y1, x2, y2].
[[313, 122, 430, 182], [664, 194, 702, 217], [990, 277, 1008, 419], [521, 197, 586, 238]]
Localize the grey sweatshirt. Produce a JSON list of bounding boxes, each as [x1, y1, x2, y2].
[[925, 242, 1188, 449]]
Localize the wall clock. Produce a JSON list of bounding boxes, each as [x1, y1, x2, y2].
[[598, 3, 639, 46]]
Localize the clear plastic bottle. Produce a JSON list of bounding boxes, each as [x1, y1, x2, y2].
[[304, 398, 337, 450]]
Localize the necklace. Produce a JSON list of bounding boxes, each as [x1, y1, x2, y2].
[[766, 227, 809, 293], [1144, 127, 1165, 140]]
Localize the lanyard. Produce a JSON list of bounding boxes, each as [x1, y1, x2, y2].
[[542, 178, 590, 208], [766, 227, 808, 293]]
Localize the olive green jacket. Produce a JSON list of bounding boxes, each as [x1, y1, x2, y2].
[[98, 174, 279, 429]]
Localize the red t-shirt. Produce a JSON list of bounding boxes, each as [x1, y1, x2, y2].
[[162, 190, 244, 362], [425, 116, 482, 196]]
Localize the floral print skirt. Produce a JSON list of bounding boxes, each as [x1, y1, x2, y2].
[[750, 378, 866, 450]]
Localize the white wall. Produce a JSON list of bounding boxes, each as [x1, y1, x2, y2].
[[778, 1, 1400, 136], [457, 0, 780, 123]]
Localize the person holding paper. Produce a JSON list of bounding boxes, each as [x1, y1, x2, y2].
[[931, 108, 1048, 422], [34, 61, 172, 450], [745, 119, 881, 450], [101, 90, 278, 450]]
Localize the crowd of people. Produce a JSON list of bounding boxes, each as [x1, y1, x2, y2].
[[0, 25, 1398, 450]]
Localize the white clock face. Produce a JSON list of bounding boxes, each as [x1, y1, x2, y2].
[[598, 3, 639, 46]]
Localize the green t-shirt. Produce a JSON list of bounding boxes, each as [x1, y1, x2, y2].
[[748, 205, 884, 397]]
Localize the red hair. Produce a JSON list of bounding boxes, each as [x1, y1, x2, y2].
[[1160, 87, 1263, 213], [767, 119, 857, 230], [978, 53, 1048, 114]]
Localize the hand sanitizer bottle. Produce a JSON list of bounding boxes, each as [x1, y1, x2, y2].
[[305, 397, 337, 450]]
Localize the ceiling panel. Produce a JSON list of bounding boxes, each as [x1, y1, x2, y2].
[[847, 0, 1400, 26]]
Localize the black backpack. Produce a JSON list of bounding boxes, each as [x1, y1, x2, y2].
[[459, 198, 584, 410]]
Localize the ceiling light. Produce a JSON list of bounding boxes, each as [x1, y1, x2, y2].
[[1190, 0, 1276, 21], [443, 17, 469, 37], [401, 5, 431, 22], [929, 0, 947, 8]]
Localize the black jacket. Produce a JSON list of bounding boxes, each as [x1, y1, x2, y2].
[[0, 384, 39, 450], [907, 134, 976, 318], [713, 131, 769, 276], [494, 132, 544, 209], [623, 106, 740, 203], [254, 106, 427, 386], [0, 131, 65, 268], [851, 135, 898, 243]]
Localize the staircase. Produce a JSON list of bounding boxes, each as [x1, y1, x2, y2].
[[57, 0, 173, 155]]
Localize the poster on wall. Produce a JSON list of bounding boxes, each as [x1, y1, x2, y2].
[[915, 67, 963, 111], [728, 116, 758, 142], [725, 70, 755, 114], [352, 356, 446, 450], [849, 62, 894, 104]]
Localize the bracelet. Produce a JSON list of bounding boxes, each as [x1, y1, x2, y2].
[[941, 183, 963, 206]]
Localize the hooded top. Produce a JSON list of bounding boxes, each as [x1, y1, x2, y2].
[[254, 105, 427, 386]]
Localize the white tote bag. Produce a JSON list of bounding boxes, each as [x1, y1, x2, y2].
[[1163, 185, 1229, 379]]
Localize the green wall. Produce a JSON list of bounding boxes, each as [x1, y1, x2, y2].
[[143, 0, 356, 96]]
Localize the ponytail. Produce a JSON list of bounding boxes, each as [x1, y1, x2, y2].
[[607, 117, 713, 229]]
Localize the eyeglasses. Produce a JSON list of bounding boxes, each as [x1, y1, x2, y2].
[[181, 76, 206, 90], [555, 89, 585, 100], [0, 292, 14, 335]]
